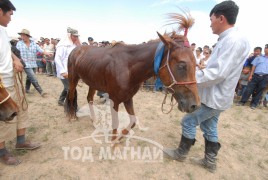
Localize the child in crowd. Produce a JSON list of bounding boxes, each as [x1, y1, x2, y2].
[[237, 66, 251, 98]]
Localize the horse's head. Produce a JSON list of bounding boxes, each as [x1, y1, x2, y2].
[[0, 80, 19, 121], [157, 32, 200, 113]]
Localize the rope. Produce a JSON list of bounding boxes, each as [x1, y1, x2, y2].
[[161, 90, 177, 114], [13, 72, 28, 111]]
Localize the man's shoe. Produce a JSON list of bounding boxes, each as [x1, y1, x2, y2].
[[0, 152, 21, 166], [250, 106, 256, 110], [263, 100, 267, 107], [41, 92, 48, 98], [163, 135, 195, 161], [15, 142, 41, 150], [190, 139, 221, 173], [58, 101, 64, 106], [236, 102, 245, 106]]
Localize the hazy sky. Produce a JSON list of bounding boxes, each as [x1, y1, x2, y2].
[[6, 0, 268, 51]]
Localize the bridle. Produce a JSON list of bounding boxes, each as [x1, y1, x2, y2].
[[0, 84, 11, 105], [158, 48, 196, 94], [157, 47, 197, 114]]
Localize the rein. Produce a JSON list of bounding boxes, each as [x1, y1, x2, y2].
[[14, 72, 28, 111]]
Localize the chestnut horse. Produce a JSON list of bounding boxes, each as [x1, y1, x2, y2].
[[66, 13, 200, 141], [0, 77, 19, 121]]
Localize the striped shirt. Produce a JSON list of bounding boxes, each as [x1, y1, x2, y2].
[[16, 40, 44, 68]]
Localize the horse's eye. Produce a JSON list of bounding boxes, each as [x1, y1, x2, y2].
[[177, 63, 186, 70]]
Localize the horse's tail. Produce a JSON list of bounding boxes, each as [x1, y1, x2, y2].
[[64, 89, 78, 120], [64, 49, 79, 120]]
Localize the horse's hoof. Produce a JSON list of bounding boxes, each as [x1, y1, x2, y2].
[[122, 129, 129, 136]]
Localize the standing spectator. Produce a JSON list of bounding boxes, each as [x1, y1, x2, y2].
[[198, 49, 212, 69], [195, 47, 204, 70], [16, 29, 51, 96], [88, 37, 94, 46], [51, 38, 59, 77], [243, 47, 262, 68], [202, 45, 210, 56], [55, 27, 81, 106], [43, 38, 55, 76], [36, 50, 45, 74], [191, 43, 196, 52], [237, 44, 268, 109], [0, 0, 41, 166], [164, 0, 250, 173], [237, 66, 251, 98]]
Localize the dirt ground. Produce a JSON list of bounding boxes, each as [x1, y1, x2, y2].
[[0, 73, 267, 180]]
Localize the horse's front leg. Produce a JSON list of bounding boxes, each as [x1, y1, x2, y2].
[[122, 98, 137, 135], [87, 87, 96, 122]]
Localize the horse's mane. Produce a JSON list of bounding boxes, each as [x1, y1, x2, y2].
[[161, 9, 195, 46], [165, 9, 195, 36], [145, 10, 194, 44]]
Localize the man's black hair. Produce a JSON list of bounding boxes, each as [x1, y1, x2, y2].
[[0, 0, 16, 14], [254, 47, 262, 52], [209, 0, 239, 25]]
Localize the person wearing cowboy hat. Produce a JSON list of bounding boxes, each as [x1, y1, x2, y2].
[[0, 0, 41, 166], [16, 28, 52, 97]]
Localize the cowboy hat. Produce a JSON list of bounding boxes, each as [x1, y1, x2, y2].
[[18, 29, 31, 37]]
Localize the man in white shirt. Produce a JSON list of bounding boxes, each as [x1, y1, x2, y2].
[[164, 0, 250, 173], [0, 0, 40, 166], [54, 27, 81, 106], [43, 38, 55, 76]]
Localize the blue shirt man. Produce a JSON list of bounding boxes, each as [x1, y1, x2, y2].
[[251, 55, 268, 75], [239, 44, 268, 108]]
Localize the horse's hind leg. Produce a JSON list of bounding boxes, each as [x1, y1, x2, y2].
[[109, 99, 120, 141], [87, 87, 96, 122]]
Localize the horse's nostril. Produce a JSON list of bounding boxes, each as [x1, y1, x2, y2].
[[11, 112, 18, 118], [191, 105, 197, 111]]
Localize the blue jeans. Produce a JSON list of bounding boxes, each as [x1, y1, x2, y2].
[[237, 85, 247, 96], [24, 68, 38, 83], [24, 68, 43, 94], [181, 104, 223, 142], [59, 79, 69, 102]]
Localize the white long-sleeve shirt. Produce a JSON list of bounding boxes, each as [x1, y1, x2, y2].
[[0, 27, 14, 87], [54, 44, 76, 79], [196, 27, 250, 110]]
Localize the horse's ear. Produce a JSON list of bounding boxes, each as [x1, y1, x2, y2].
[[157, 32, 175, 49], [157, 32, 169, 47]]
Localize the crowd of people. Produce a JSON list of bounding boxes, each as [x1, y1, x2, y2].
[[1, 0, 268, 175]]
